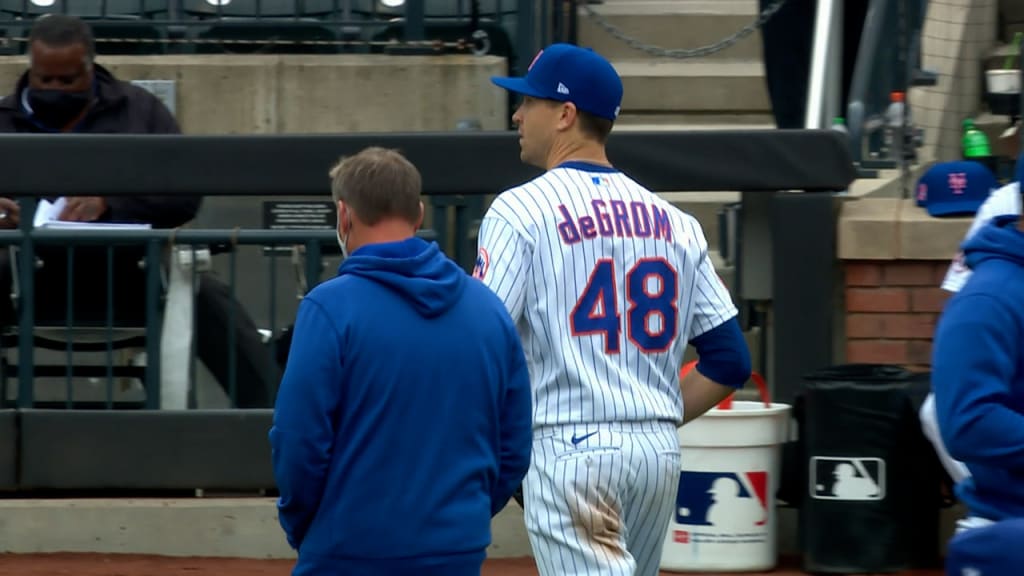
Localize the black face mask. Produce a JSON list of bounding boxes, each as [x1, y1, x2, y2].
[[27, 88, 91, 129]]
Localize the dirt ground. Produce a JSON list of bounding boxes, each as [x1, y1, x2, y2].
[[0, 553, 946, 576]]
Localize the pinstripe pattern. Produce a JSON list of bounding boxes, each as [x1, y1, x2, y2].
[[475, 165, 737, 427], [524, 422, 680, 576], [474, 164, 737, 574]]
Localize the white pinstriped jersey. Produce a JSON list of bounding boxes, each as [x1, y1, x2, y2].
[[473, 163, 738, 427]]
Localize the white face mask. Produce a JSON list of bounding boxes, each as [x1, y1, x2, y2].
[[336, 206, 350, 260], [336, 226, 349, 260]]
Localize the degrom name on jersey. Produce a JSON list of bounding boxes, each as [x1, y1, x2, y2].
[[474, 164, 738, 427]]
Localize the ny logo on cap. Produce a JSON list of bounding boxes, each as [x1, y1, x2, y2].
[[947, 172, 968, 195], [528, 50, 544, 71]]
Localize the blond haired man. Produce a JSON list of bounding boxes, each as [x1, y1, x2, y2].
[[271, 147, 532, 576]]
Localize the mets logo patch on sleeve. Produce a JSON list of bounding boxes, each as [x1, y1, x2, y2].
[[472, 247, 490, 280]]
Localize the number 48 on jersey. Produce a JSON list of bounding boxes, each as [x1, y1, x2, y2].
[[570, 257, 678, 354]]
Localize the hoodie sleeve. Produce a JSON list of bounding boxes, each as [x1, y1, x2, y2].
[[474, 212, 532, 323], [933, 293, 1024, 471], [102, 91, 202, 228], [491, 333, 533, 516], [269, 297, 343, 550]]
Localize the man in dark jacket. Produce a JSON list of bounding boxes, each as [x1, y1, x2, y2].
[[0, 14, 280, 408]]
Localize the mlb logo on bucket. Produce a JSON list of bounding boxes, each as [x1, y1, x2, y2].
[[675, 471, 769, 530]]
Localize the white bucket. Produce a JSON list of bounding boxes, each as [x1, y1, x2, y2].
[[986, 69, 1021, 95], [660, 367, 792, 573]]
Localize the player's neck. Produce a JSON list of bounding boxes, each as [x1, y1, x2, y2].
[[545, 140, 611, 171], [348, 220, 417, 252]]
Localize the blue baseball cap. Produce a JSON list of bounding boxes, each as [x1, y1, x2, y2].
[[491, 43, 623, 121], [917, 161, 998, 216], [946, 519, 1024, 576]]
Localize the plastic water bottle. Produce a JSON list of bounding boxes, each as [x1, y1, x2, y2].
[[831, 116, 849, 135], [962, 118, 992, 158], [883, 91, 906, 161]]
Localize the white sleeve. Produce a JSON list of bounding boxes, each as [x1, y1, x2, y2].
[[473, 212, 532, 323], [940, 183, 1021, 293], [687, 234, 739, 340]]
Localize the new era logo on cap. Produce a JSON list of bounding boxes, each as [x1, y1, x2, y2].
[[917, 161, 998, 217]]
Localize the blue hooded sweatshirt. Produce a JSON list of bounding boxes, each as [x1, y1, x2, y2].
[[933, 214, 1024, 521], [270, 236, 532, 575]]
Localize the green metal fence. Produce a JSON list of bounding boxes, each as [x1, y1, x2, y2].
[[0, 226, 443, 410]]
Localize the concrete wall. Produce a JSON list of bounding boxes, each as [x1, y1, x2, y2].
[[837, 197, 973, 370], [911, 0, 1001, 163], [0, 54, 510, 134]]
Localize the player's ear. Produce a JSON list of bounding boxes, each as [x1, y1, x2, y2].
[[556, 101, 577, 132], [337, 200, 349, 234], [416, 201, 425, 230]]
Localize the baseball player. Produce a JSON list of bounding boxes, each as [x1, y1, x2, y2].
[[476, 43, 752, 576], [918, 157, 1022, 486]]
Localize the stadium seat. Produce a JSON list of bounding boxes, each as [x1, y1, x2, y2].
[[0, 0, 169, 19], [180, 0, 344, 54], [0, 0, 171, 55], [180, 0, 336, 18], [187, 20, 338, 54]]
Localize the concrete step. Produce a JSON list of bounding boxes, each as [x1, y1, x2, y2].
[[0, 497, 962, 561], [577, 0, 764, 61], [0, 497, 533, 559], [615, 58, 771, 115]]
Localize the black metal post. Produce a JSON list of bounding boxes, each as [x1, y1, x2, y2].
[[771, 193, 837, 405], [144, 239, 163, 410], [516, 0, 537, 76], [304, 240, 323, 294], [403, 0, 425, 41], [16, 198, 36, 408]]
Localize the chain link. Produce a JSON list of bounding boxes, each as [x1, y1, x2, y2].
[[580, 0, 787, 59]]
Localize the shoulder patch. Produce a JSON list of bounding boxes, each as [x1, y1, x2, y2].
[[472, 247, 490, 280]]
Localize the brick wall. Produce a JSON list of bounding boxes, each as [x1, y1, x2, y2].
[[844, 261, 954, 371]]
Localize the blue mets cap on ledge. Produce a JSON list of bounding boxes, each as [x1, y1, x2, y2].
[[946, 519, 1024, 576], [916, 160, 998, 216], [490, 43, 623, 121]]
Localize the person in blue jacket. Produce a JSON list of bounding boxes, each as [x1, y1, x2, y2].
[[270, 147, 533, 576], [932, 213, 1024, 532], [945, 518, 1024, 576]]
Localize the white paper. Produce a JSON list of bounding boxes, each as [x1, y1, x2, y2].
[[33, 197, 152, 230]]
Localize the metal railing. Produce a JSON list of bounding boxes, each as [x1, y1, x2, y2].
[[0, 227, 333, 409], [804, 0, 842, 130], [0, 129, 855, 414]]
